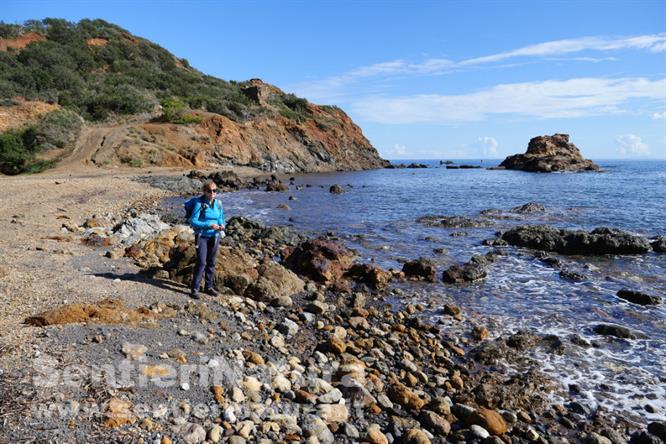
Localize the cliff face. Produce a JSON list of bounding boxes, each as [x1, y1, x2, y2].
[[80, 104, 388, 172], [0, 19, 388, 174], [499, 134, 599, 172]]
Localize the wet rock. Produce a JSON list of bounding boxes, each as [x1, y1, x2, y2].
[[499, 133, 600, 172], [629, 431, 663, 444], [512, 202, 546, 213], [417, 215, 494, 228], [501, 225, 652, 255], [617, 289, 661, 306], [442, 257, 487, 283], [651, 236, 666, 252], [265, 175, 288, 192], [593, 324, 648, 339], [559, 269, 588, 282], [402, 257, 437, 282], [284, 238, 354, 283], [648, 422, 666, 441], [345, 263, 392, 289], [329, 184, 344, 194]]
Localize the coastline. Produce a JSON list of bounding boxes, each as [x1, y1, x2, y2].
[[0, 167, 662, 443]]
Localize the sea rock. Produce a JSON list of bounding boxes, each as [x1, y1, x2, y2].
[[329, 184, 344, 194], [651, 236, 666, 252], [244, 260, 304, 306], [593, 324, 648, 339], [648, 422, 666, 441], [499, 134, 600, 172], [442, 256, 488, 283], [402, 258, 437, 282], [284, 238, 354, 283], [265, 176, 288, 192], [417, 215, 494, 228], [345, 263, 392, 289], [512, 202, 546, 213], [617, 289, 661, 306], [501, 225, 652, 255]]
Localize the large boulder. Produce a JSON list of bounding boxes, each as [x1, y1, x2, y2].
[[345, 263, 392, 289], [499, 134, 599, 172], [501, 225, 652, 255], [245, 259, 305, 306], [283, 238, 355, 283]]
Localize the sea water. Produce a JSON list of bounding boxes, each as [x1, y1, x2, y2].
[[220, 160, 666, 423]]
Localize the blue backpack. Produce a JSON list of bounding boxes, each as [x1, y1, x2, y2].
[[184, 196, 220, 223]]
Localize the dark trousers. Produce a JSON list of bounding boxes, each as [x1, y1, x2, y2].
[[191, 235, 220, 291]]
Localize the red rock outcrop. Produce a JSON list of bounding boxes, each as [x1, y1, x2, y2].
[[499, 134, 599, 172]]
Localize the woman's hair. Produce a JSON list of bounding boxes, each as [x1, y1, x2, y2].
[[203, 180, 217, 192]]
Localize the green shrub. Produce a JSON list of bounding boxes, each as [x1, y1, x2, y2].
[[0, 132, 31, 175], [161, 97, 202, 124]]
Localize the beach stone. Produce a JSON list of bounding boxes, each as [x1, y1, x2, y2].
[[317, 404, 349, 423], [388, 382, 427, 411], [469, 425, 490, 439], [617, 289, 661, 306], [243, 376, 262, 393], [467, 408, 508, 435], [242, 350, 265, 365], [367, 424, 389, 444], [404, 428, 431, 444], [232, 387, 245, 402], [585, 432, 612, 444], [303, 416, 334, 443], [208, 425, 222, 443], [272, 375, 292, 392], [319, 336, 347, 354], [318, 388, 342, 404], [342, 423, 360, 439], [177, 423, 206, 444], [419, 410, 451, 435], [103, 398, 136, 428], [306, 300, 329, 315], [278, 318, 299, 336], [121, 342, 147, 360]]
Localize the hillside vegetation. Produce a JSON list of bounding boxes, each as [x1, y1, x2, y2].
[[0, 19, 378, 174]]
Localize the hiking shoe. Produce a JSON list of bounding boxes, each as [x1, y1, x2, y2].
[[190, 290, 200, 300], [204, 288, 219, 296]]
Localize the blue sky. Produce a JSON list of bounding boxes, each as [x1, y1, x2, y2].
[[3, 0, 666, 159]]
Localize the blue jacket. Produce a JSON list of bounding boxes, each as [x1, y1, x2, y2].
[[189, 197, 225, 238]]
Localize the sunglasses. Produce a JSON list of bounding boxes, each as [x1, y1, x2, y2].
[[205, 189, 218, 193]]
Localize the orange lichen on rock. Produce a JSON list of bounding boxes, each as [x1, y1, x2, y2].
[[24, 298, 175, 327], [0, 32, 46, 52]]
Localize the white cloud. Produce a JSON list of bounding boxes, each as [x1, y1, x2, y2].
[[616, 134, 650, 156], [459, 34, 666, 66], [392, 144, 408, 156], [652, 112, 666, 120], [292, 34, 666, 102], [476, 137, 498, 156], [351, 77, 666, 124]]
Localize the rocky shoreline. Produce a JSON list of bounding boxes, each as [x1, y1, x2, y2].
[[1, 177, 664, 444]]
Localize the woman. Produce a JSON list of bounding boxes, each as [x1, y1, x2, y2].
[[189, 181, 225, 299]]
